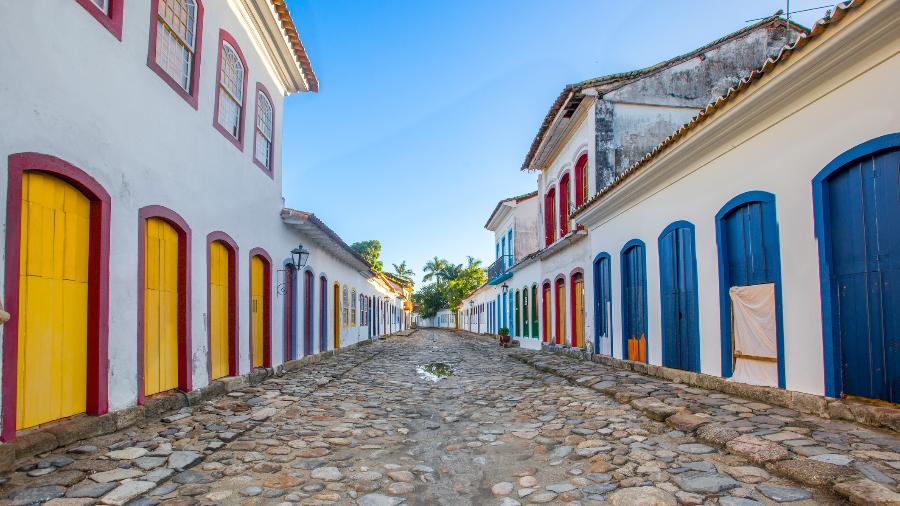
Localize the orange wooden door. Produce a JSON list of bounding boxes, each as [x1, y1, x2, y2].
[[17, 172, 89, 429], [144, 218, 179, 396]]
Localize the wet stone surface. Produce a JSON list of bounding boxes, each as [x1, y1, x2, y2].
[[0, 331, 873, 504]]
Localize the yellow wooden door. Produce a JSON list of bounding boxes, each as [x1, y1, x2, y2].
[[574, 277, 585, 348], [144, 218, 179, 396], [17, 172, 89, 429], [556, 282, 566, 345], [209, 241, 230, 379], [333, 283, 340, 349], [250, 256, 264, 368]]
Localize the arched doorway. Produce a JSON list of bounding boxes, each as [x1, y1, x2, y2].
[[570, 270, 584, 348], [621, 240, 647, 363], [319, 275, 327, 353], [531, 285, 538, 338], [3, 153, 112, 440], [208, 233, 237, 380], [593, 253, 612, 356], [542, 282, 551, 343], [139, 207, 192, 403], [283, 264, 296, 361], [303, 269, 314, 356], [815, 136, 900, 401], [522, 288, 529, 338], [555, 276, 566, 345], [659, 222, 700, 372], [249, 250, 271, 369], [333, 283, 341, 349], [716, 192, 784, 387]]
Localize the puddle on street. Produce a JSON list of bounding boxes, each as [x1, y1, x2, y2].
[[416, 362, 454, 382]]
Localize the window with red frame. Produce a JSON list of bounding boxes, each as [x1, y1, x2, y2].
[[152, 0, 200, 93], [76, 0, 123, 39], [217, 42, 245, 139], [559, 173, 571, 236], [254, 89, 274, 170], [544, 187, 557, 246], [574, 154, 588, 207]]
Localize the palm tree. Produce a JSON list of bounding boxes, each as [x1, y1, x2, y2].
[[392, 261, 414, 281], [442, 263, 464, 281], [423, 257, 449, 283], [465, 256, 483, 269]]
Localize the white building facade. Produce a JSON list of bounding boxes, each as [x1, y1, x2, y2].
[[0, 0, 409, 441]]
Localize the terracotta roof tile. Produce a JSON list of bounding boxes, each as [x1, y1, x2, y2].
[[270, 0, 318, 92]]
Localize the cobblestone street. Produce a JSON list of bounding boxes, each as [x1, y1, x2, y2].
[[5, 330, 897, 505]]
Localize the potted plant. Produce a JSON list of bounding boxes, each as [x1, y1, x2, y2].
[[498, 327, 511, 345]]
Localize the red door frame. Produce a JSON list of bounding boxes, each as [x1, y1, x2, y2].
[[319, 275, 327, 353], [206, 232, 239, 379], [570, 268, 584, 348], [541, 281, 551, 343], [574, 153, 588, 207], [2, 153, 111, 441], [283, 264, 295, 361], [248, 248, 272, 368], [555, 275, 566, 345], [137, 206, 193, 405], [544, 188, 556, 246], [303, 269, 313, 356]]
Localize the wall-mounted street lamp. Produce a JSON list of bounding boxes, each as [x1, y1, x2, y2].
[[501, 282, 509, 295], [291, 244, 310, 269]]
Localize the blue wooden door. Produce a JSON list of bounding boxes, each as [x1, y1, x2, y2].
[[659, 224, 700, 372], [621, 242, 647, 362], [593, 254, 612, 355], [824, 148, 900, 402]]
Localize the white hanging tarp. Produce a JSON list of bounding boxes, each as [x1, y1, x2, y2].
[[728, 283, 778, 388]]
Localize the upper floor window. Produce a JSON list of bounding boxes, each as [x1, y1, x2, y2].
[[559, 172, 571, 236], [76, 0, 123, 39], [544, 187, 557, 246], [254, 86, 274, 173], [148, 0, 203, 107], [574, 153, 588, 207], [214, 34, 248, 147]]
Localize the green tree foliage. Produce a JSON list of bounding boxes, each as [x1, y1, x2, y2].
[[350, 240, 383, 272], [412, 282, 448, 319], [391, 261, 414, 283], [414, 256, 487, 316]]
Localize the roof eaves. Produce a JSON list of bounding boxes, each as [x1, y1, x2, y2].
[[570, 1, 863, 220], [269, 0, 319, 92], [281, 208, 371, 268]]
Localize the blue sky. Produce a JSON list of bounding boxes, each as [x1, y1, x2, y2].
[[281, 0, 829, 286]]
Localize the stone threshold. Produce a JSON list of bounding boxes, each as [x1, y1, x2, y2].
[[0, 335, 389, 473], [538, 343, 900, 434], [509, 344, 900, 505]]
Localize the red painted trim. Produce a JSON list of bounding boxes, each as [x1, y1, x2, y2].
[[541, 281, 552, 343], [212, 29, 249, 151], [569, 268, 584, 347], [136, 206, 193, 405], [574, 153, 588, 207], [248, 248, 272, 368], [282, 264, 295, 361], [544, 187, 556, 246], [303, 269, 314, 355], [146, 0, 204, 109], [252, 82, 276, 178], [554, 275, 566, 345], [319, 275, 327, 352], [75, 0, 124, 40], [559, 172, 571, 236], [3, 153, 111, 441], [206, 231, 239, 379]]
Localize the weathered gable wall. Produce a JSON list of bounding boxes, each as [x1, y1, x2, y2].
[[595, 24, 801, 190]]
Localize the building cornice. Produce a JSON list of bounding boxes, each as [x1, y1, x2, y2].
[[575, 0, 891, 229], [238, 0, 317, 94]]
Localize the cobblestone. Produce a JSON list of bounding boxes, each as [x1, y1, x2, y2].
[[0, 330, 885, 504]]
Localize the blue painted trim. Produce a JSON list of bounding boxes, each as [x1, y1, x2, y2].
[[488, 272, 513, 285], [592, 252, 612, 356], [620, 239, 648, 363], [714, 190, 786, 388], [657, 221, 701, 372], [812, 133, 900, 398]]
